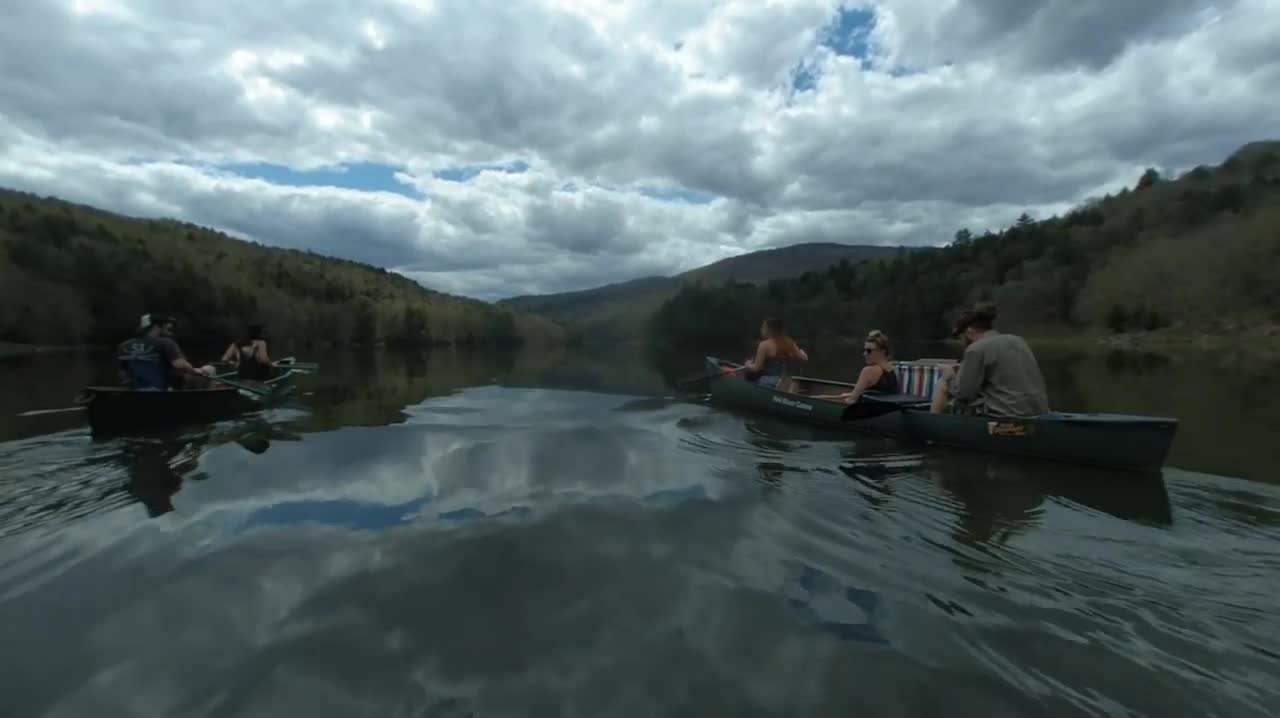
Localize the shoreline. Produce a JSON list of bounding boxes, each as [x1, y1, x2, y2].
[[780, 326, 1280, 361], [0, 342, 108, 360], [4, 325, 1278, 361], [1023, 325, 1280, 359]]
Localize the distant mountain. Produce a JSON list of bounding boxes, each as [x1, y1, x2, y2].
[[498, 243, 904, 342], [499, 275, 677, 324], [682, 242, 903, 284]]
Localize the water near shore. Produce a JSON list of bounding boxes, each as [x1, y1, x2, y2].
[[1, 345, 1276, 717]]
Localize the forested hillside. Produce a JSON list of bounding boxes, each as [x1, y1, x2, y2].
[[0, 189, 567, 349], [499, 243, 902, 342], [651, 141, 1280, 347]]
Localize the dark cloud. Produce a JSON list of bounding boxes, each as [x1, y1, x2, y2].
[[923, 0, 1232, 70], [0, 2, 277, 158], [525, 194, 632, 255]]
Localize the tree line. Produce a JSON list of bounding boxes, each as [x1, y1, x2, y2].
[[0, 189, 568, 351], [650, 142, 1280, 347]]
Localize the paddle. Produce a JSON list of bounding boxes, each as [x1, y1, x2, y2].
[[838, 393, 931, 421], [16, 406, 84, 417], [676, 364, 744, 389], [236, 437, 272, 454], [188, 369, 280, 401], [273, 357, 319, 372]]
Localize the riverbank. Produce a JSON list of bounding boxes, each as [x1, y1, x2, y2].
[[1023, 323, 1280, 359], [0, 339, 533, 361], [756, 324, 1280, 364], [0, 342, 106, 360], [7, 322, 1279, 363]]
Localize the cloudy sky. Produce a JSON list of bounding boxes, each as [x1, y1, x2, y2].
[[1, 0, 1277, 300]]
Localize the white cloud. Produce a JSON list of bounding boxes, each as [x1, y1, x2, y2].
[[1, 0, 1277, 299]]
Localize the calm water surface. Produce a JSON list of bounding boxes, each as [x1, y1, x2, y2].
[[0, 344, 1277, 717]]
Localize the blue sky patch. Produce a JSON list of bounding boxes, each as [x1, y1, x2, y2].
[[787, 6, 878, 95], [638, 185, 716, 204], [553, 179, 713, 204], [433, 159, 531, 182], [821, 6, 877, 61], [214, 159, 533, 194], [790, 59, 821, 94], [221, 161, 424, 199]]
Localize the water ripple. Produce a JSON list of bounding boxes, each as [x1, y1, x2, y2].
[[1, 387, 1278, 716]]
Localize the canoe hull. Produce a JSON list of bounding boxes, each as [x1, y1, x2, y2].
[[704, 357, 1177, 472], [79, 369, 295, 434]]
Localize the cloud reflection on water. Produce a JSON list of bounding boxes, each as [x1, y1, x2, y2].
[[2, 384, 1278, 717]]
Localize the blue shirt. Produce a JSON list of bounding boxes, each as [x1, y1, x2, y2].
[[117, 335, 184, 390]]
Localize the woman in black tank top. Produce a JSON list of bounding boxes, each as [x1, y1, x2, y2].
[[220, 325, 273, 381], [816, 330, 899, 403]]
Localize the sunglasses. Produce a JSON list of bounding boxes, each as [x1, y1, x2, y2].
[[863, 346, 877, 354]]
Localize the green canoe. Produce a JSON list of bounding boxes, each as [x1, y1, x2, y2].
[[77, 365, 298, 435], [703, 356, 1178, 472]]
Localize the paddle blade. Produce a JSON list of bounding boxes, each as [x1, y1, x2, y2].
[[206, 373, 279, 401], [17, 406, 86, 417], [236, 437, 271, 454], [677, 364, 741, 388]]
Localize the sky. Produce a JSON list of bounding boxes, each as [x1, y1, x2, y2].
[[1, 0, 1277, 301]]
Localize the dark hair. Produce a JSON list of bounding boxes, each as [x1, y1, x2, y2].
[[952, 302, 998, 337], [242, 324, 265, 342], [865, 329, 891, 356], [763, 318, 787, 336]]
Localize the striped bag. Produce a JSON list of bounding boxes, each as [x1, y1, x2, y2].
[[893, 360, 948, 398]]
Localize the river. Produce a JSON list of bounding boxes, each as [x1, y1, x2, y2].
[[0, 343, 1277, 717]]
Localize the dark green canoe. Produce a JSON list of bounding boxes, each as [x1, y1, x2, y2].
[[703, 356, 1178, 472], [77, 366, 298, 435]]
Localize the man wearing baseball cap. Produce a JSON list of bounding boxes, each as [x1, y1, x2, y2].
[[117, 313, 215, 390]]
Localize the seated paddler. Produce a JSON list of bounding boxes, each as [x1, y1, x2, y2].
[[814, 329, 899, 404], [742, 318, 808, 391], [930, 302, 1050, 417], [221, 324, 273, 381], [117, 313, 216, 390]]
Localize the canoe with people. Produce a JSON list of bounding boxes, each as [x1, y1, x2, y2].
[[75, 313, 316, 434], [703, 303, 1178, 472]]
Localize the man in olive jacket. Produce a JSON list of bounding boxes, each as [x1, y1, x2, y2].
[[930, 303, 1050, 418]]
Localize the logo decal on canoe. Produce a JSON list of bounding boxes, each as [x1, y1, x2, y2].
[[987, 421, 1033, 437], [771, 396, 814, 411]]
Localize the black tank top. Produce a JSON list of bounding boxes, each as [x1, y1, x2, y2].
[[868, 365, 899, 393], [236, 342, 271, 380]]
